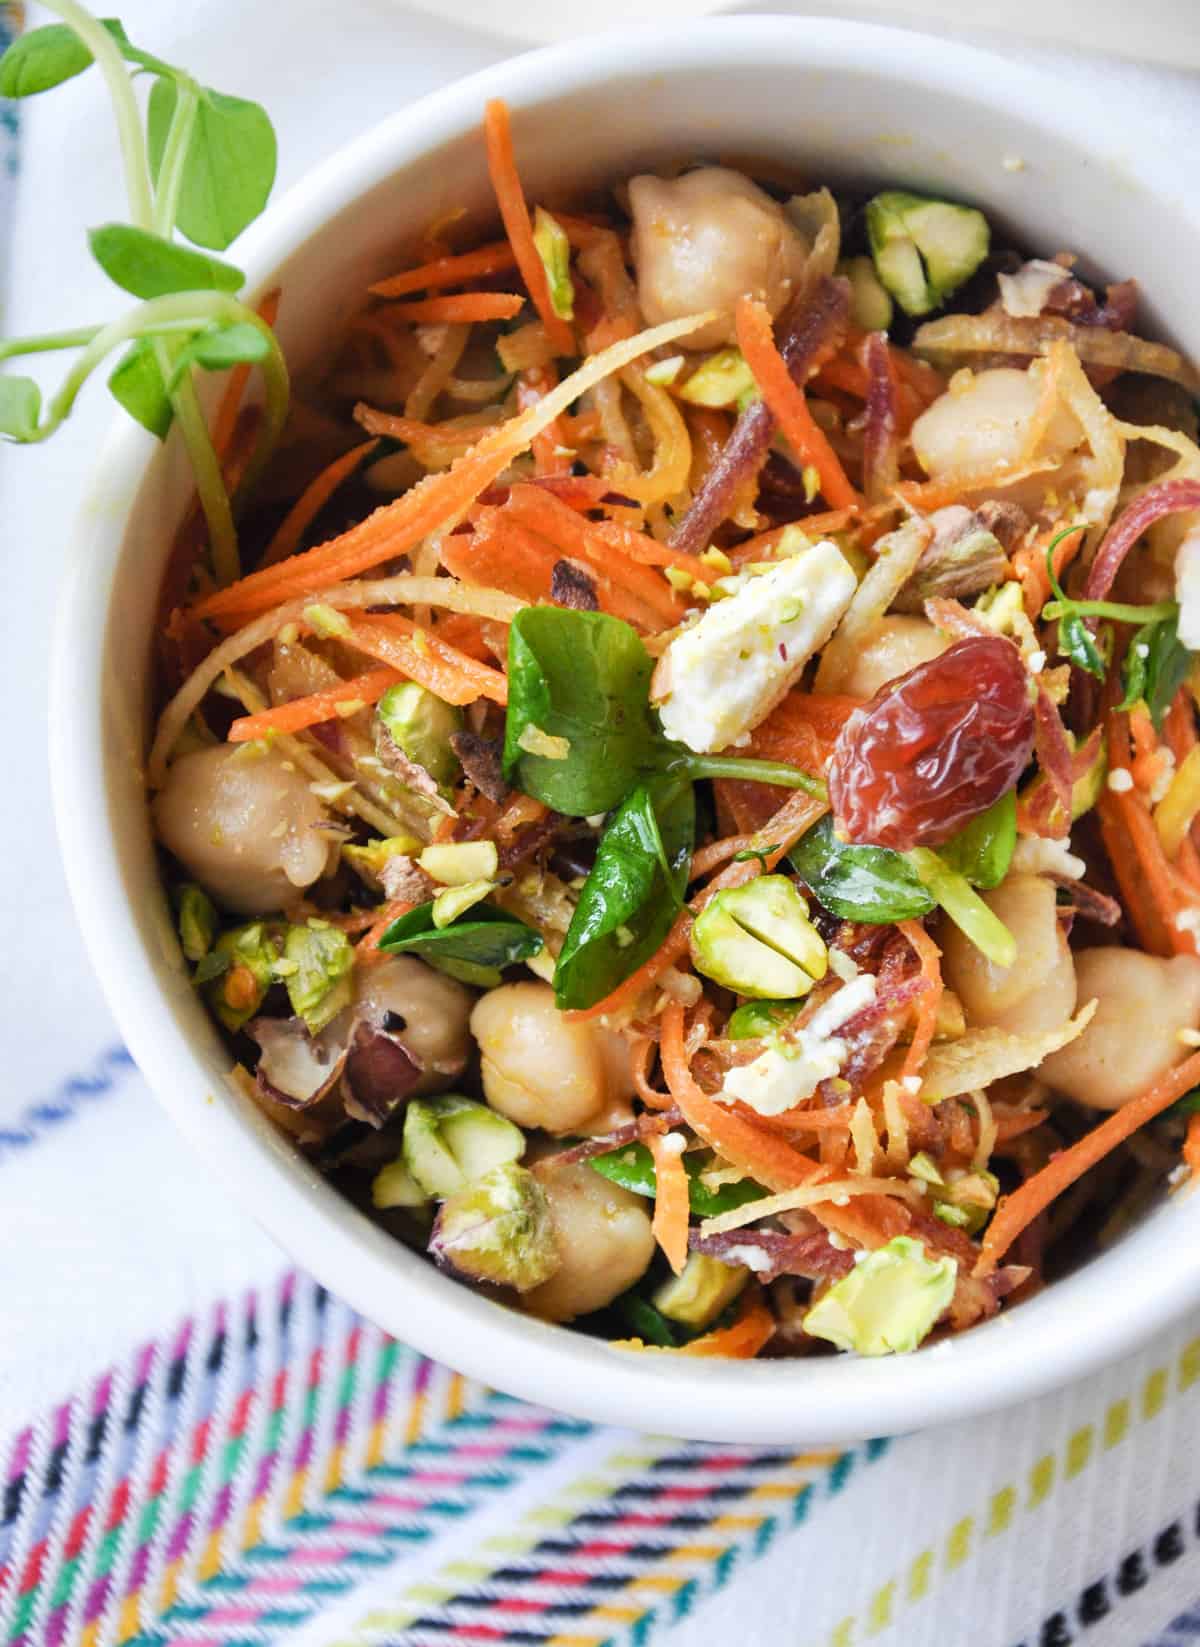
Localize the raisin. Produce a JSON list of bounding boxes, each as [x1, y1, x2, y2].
[[827, 636, 1034, 850]]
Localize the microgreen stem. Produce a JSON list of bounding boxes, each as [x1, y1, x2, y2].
[[162, 349, 240, 582], [1042, 597, 1179, 626], [908, 848, 1016, 969], [668, 753, 828, 799], [152, 78, 200, 236], [38, 0, 153, 229], [0, 326, 103, 362]]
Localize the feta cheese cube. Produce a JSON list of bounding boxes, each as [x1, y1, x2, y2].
[[652, 539, 856, 753]]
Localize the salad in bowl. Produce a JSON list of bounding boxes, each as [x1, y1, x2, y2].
[[16, 7, 1200, 1395]]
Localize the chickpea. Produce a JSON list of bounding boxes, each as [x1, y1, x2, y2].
[[838, 617, 948, 700], [522, 1161, 655, 1322], [1041, 948, 1200, 1109], [911, 365, 1083, 483], [629, 168, 810, 351], [354, 955, 473, 1097], [470, 981, 631, 1134], [941, 874, 1077, 1035], [152, 744, 338, 916]]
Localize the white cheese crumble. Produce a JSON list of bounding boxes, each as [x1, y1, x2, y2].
[[1175, 529, 1200, 651], [1010, 834, 1086, 881], [1107, 767, 1134, 793], [827, 947, 860, 983], [1175, 908, 1200, 944], [719, 974, 877, 1117], [652, 539, 856, 753], [718, 1243, 774, 1275]]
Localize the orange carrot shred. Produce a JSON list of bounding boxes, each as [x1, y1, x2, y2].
[[977, 1050, 1200, 1274], [647, 1131, 691, 1275], [376, 292, 526, 324], [734, 296, 859, 510], [898, 919, 942, 1082], [345, 613, 508, 705], [260, 440, 380, 569], [369, 241, 519, 298], [357, 899, 416, 962], [227, 666, 400, 742], [483, 99, 575, 357], [675, 1289, 775, 1358]]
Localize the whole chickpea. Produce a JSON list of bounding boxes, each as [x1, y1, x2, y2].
[[1041, 948, 1200, 1109], [941, 874, 1077, 1035], [522, 1161, 655, 1322], [470, 981, 632, 1135], [837, 617, 948, 701], [911, 365, 1082, 483]]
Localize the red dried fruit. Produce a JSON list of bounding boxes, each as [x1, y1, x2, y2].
[[827, 635, 1034, 849]]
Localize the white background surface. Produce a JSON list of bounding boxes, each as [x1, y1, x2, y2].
[[2, 10, 1200, 1642]]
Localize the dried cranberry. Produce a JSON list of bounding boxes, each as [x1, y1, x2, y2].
[[827, 636, 1034, 850]]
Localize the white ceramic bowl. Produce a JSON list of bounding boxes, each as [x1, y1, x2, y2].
[[51, 17, 1200, 1443]]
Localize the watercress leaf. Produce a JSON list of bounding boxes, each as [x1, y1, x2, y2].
[[1119, 621, 1150, 713], [108, 339, 172, 438], [88, 222, 244, 299], [169, 321, 270, 384], [1057, 611, 1107, 680], [590, 1141, 767, 1218], [503, 608, 658, 815], [789, 813, 933, 924], [0, 374, 42, 441], [554, 778, 694, 1011], [377, 901, 542, 984], [937, 790, 1016, 890], [147, 79, 278, 251]]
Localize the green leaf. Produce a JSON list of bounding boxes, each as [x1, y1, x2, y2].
[[553, 778, 694, 1012], [89, 223, 245, 300], [1170, 1088, 1200, 1119], [790, 813, 934, 924], [0, 17, 127, 96], [169, 322, 270, 386], [108, 340, 172, 438], [0, 374, 42, 440], [590, 1142, 767, 1218], [937, 791, 1016, 891], [1057, 611, 1107, 680], [147, 79, 278, 251], [1120, 614, 1191, 730], [377, 901, 542, 985], [615, 1292, 679, 1348], [503, 609, 658, 816]]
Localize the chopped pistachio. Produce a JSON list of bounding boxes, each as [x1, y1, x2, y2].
[[429, 1162, 560, 1291], [177, 884, 217, 963], [678, 347, 756, 409], [376, 682, 464, 792], [644, 353, 684, 386], [303, 602, 351, 638], [837, 254, 895, 332], [403, 1095, 525, 1198], [372, 1155, 430, 1211], [693, 877, 827, 1000], [517, 724, 570, 760], [432, 879, 495, 928], [652, 1253, 748, 1328], [283, 922, 356, 1033], [532, 207, 575, 321], [726, 999, 805, 1040], [342, 833, 424, 890], [418, 840, 499, 886], [803, 1235, 957, 1356], [205, 922, 284, 1031]]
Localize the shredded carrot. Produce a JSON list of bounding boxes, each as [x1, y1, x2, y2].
[[744, 689, 862, 772], [899, 920, 943, 1082], [356, 898, 416, 961], [442, 514, 558, 607], [647, 1132, 690, 1275], [1013, 522, 1084, 620], [227, 666, 400, 742], [1186, 1111, 1200, 1177], [977, 1050, 1200, 1273], [346, 613, 508, 705], [505, 481, 709, 580], [1099, 708, 1195, 956], [188, 313, 708, 627], [354, 405, 485, 454], [689, 834, 758, 879], [727, 509, 860, 568], [735, 296, 859, 510], [260, 440, 379, 569], [675, 1289, 775, 1358], [483, 99, 574, 357], [377, 291, 525, 325], [493, 792, 546, 840], [430, 611, 494, 662], [369, 240, 518, 298]]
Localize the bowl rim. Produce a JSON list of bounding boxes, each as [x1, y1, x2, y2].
[[51, 13, 1200, 1444]]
